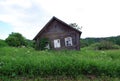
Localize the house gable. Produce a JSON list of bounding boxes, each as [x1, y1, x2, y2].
[[44, 20, 66, 34], [33, 16, 82, 40]]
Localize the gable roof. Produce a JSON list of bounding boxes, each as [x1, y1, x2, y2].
[[33, 16, 82, 40]]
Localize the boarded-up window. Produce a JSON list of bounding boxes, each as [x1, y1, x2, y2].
[[54, 39, 61, 48], [65, 37, 73, 46]]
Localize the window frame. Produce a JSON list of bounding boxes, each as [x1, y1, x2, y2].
[[65, 37, 73, 47], [54, 39, 61, 48]]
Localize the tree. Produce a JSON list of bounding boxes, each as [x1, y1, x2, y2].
[[25, 39, 35, 48], [69, 23, 82, 30], [5, 32, 26, 47]]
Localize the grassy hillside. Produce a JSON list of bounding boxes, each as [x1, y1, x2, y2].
[[0, 47, 120, 80]]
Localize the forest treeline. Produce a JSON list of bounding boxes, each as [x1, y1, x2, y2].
[[81, 36, 120, 48]]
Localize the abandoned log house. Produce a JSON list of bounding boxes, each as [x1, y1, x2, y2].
[[33, 16, 82, 50]]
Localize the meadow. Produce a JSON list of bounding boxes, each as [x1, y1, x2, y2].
[[0, 47, 120, 81]]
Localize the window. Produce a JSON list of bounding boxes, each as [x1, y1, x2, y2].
[[65, 37, 73, 46], [54, 39, 61, 48]]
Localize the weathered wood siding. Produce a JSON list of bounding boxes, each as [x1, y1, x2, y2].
[[37, 19, 81, 50]]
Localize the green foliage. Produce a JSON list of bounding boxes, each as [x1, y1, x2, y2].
[[81, 38, 103, 47], [0, 47, 120, 78], [69, 23, 81, 30], [35, 38, 49, 50], [5, 32, 26, 47], [91, 41, 120, 50], [80, 39, 89, 48], [0, 76, 120, 81], [107, 36, 120, 45], [81, 36, 120, 48], [25, 39, 35, 48], [0, 39, 8, 47]]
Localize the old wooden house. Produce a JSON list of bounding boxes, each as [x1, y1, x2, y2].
[[33, 17, 82, 50]]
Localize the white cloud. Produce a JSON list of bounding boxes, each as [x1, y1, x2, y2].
[[0, 0, 120, 39], [36, 0, 120, 38], [0, 0, 52, 39]]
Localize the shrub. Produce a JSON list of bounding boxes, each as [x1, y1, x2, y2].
[[25, 39, 35, 48], [35, 38, 50, 50], [5, 32, 26, 47], [91, 41, 120, 50]]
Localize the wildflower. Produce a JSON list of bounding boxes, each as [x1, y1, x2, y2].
[[101, 51, 105, 54], [27, 50, 30, 53]]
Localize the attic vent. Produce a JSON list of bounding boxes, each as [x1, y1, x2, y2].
[[54, 25, 57, 28]]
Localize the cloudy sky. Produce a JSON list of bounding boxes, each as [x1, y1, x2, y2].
[[0, 0, 120, 40]]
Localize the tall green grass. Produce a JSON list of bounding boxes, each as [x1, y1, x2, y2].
[[0, 47, 120, 78]]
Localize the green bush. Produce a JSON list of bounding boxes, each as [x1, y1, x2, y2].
[[25, 39, 35, 48], [35, 38, 50, 50], [0, 39, 8, 47], [5, 32, 26, 47], [91, 41, 120, 50]]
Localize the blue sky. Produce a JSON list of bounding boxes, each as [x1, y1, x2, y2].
[[0, 0, 120, 40], [0, 21, 13, 39]]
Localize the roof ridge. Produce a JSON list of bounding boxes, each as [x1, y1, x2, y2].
[[33, 16, 82, 40]]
